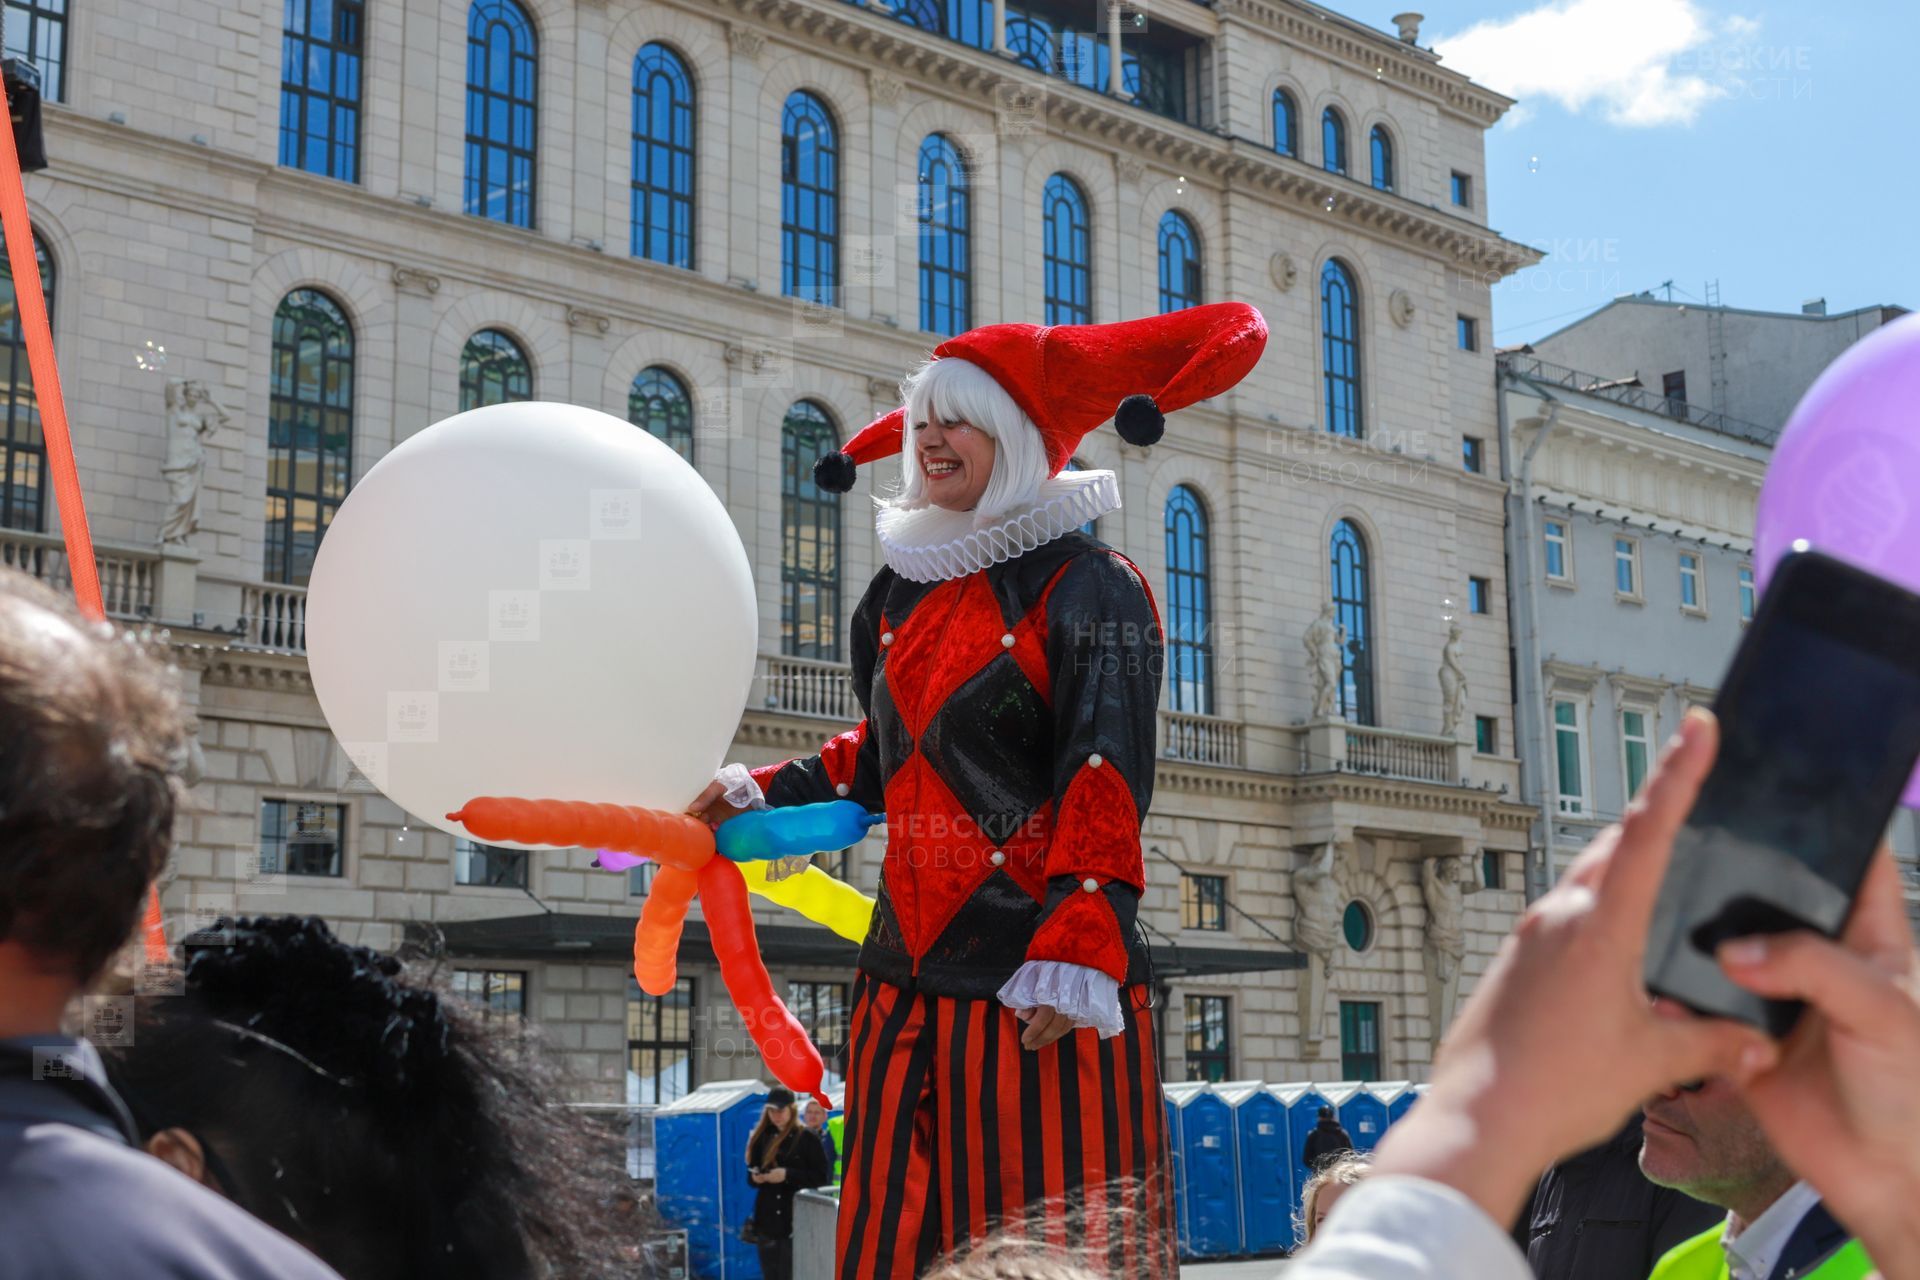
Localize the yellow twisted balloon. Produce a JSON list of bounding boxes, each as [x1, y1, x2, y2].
[[738, 859, 875, 944]]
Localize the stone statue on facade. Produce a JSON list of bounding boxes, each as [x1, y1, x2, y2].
[[1439, 621, 1469, 739], [1305, 602, 1346, 721], [160, 379, 230, 545], [1422, 854, 1473, 1046], [1293, 839, 1345, 1057]]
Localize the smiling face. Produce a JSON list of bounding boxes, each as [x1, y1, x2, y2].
[[1640, 1079, 1792, 1219], [912, 415, 997, 512]]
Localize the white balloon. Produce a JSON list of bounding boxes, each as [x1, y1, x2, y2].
[[306, 402, 758, 846]]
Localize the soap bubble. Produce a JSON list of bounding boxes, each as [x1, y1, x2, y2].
[[134, 340, 167, 373]]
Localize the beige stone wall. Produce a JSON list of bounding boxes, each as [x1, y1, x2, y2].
[[16, 0, 1542, 1100]]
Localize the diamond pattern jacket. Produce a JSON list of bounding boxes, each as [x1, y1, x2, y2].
[[751, 533, 1164, 997]]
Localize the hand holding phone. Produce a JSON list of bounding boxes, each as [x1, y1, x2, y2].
[[1644, 548, 1920, 1037]]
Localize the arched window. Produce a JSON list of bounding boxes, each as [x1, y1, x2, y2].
[[1042, 173, 1091, 325], [781, 91, 839, 306], [459, 329, 532, 411], [1322, 107, 1348, 176], [781, 401, 841, 660], [1321, 258, 1363, 438], [1063, 458, 1100, 538], [1329, 519, 1376, 725], [1370, 125, 1394, 192], [917, 134, 971, 336], [464, 0, 538, 228], [1272, 89, 1298, 157], [5, 1, 68, 102], [1164, 485, 1213, 715], [631, 43, 695, 268], [629, 366, 693, 463], [280, 0, 363, 181], [0, 228, 52, 532], [1157, 210, 1201, 313], [267, 290, 354, 586]]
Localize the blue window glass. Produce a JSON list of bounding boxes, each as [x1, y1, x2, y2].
[[1451, 170, 1471, 207], [782, 401, 841, 660], [917, 134, 971, 337], [1457, 315, 1478, 352], [464, 0, 538, 228], [4, 0, 68, 103], [459, 329, 532, 411], [0, 227, 51, 533], [1156, 210, 1201, 313], [1322, 107, 1347, 175], [1042, 173, 1091, 325], [1321, 259, 1363, 438], [280, 0, 362, 181], [267, 290, 354, 587], [1369, 124, 1394, 192], [630, 366, 693, 464], [1330, 518, 1375, 725], [1164, 485, 1213, 715], [1272, 88, 1297, 156], [781, 92, 840, 306], [631, 43, 695, 268]]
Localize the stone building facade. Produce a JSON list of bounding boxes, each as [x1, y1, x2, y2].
[[1, 0, 1540, 1108]]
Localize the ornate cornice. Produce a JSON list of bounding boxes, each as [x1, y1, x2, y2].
[[708, 0, 1541, 281], [727, 21, 767, 61], [170, 639, 316, 695]]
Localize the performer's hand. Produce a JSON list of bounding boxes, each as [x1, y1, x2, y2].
[[685, 778, 750, 828], [1016, 1004, 1077, 1050]]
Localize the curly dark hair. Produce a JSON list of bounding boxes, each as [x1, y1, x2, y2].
[[101, 916, 640, 1280], [0, 566, 187, 980]]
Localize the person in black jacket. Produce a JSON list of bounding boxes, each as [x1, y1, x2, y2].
[[746, 1087, 832, 1280], [1302, 1106, 1356, 1172], [1524, 1112, 1719, 1280]]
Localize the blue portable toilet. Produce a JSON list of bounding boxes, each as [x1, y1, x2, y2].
[[1164, 1082, 1240, 1258], [1218, 1081, 1289, 1256], [1371, 1080, 1416, 1132], [654, 1079, 770, 1279], [1270, 1082, 1337, 1227], [1332, 1079, 1390, 1152]]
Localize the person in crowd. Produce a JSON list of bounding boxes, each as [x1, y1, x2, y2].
[[919, 1239, 1102, 1280], [1285, 709, 1920, 1279], [1641, 1075, 1866, 1278], [745, 1086, 832, 1280], [1524, 1112, 1718, 1279], [0, 568, 343, 1279], [101, 914, 631, 1280], [1302, 1103, 1356, 1173], [1299, 1152, 1371, 1246], [804, 1096, 838, 1174]]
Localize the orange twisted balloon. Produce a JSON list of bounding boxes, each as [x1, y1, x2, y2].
[[446, 796, 830, 1106]]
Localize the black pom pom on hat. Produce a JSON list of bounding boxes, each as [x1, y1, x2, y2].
[[1114, 394, 1165, 447], [813, 451, 858, 493]]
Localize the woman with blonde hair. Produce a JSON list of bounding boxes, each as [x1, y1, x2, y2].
[[742, 1086, 830, 1280], [1298, 1151, 1372, 1247]]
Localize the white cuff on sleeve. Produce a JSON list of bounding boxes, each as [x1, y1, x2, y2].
[[1286, 1175, 1533, 1280], [996, 961, 1125, 1038], [715, 762, 770, 812]]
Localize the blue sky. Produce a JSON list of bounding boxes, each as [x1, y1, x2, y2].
[[1416, 0, 1911, 344]]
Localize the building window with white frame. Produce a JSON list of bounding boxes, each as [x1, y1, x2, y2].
[[1553, 698, 1589, 816], [1614, 536, 1640, 598], [1739, 563, 1756, 623], [1621, 707, 1653, 801], [1680, 552, 1706, 613], [1544, 519, 1571, 582]]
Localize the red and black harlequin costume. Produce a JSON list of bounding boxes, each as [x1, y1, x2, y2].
[[747, 303, 1267, 1279]]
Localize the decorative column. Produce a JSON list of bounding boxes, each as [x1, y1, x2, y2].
[[389, 267, 441, 444], [1107, 1, 1125, 96], [992, 0, 1007, 53]]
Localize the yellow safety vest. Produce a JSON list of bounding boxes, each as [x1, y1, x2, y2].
[[1649, 1222, 1875, 1280]]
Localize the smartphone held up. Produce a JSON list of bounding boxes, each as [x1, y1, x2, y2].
[[1644, 546, 1920, 1038]]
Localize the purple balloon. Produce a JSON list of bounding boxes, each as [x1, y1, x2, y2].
[[1753, 311, 1920, 805]]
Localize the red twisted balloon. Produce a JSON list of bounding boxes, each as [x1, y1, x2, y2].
[[447, 796, 830, 1106]]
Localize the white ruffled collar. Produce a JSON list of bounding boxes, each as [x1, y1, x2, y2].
[[875, 469, 1122, 583]]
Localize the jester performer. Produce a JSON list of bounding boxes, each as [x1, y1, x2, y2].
[[689, 303, 1267, 1279]]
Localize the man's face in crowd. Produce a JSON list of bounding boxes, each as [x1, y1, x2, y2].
[[1640, 1078, 1791, 1208], [804, 1101, 827, 1130]]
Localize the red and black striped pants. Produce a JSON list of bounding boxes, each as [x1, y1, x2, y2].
[[833, 970, 1178, 1279]]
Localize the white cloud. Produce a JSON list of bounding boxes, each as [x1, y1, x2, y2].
[[1432, 0, 1757, 127]]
